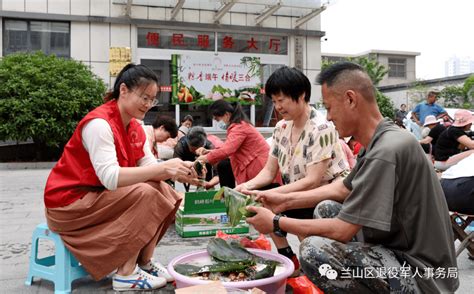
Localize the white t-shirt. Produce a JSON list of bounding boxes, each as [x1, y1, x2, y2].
[[441, 154, 474, 179], [81, 118, 157, 190]]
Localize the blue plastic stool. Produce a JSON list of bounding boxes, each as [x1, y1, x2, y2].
[[25, 223, 89, 294]]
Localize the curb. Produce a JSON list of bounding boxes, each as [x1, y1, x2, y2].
[[0, 162, 56, 170]]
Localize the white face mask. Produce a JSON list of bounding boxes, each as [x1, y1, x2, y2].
[[217, 120, 228, 130]]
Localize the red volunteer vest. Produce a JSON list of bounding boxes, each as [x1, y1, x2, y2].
[[44, 100, 146, 208]]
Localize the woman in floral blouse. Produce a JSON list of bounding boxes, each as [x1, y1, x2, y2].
[[235, 66, 349, 274]]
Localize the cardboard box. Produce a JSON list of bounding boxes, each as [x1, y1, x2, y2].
[[175, 190, 249, 238]]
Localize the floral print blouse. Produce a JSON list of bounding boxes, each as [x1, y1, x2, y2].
[[270, 107, 349, 185]]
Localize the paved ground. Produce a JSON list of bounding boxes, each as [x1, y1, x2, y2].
[[0, 167, 472, 293]]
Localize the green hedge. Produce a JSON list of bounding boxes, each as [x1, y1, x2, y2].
[[0, 52, 106, 160]]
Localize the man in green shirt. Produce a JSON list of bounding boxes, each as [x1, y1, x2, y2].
[[247, 62, 458, 293]]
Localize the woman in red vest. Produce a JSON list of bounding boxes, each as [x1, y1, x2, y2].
[[44, 64, 196, 291]]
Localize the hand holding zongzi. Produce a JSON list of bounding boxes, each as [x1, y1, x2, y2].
[[245, 206, 275, 235]]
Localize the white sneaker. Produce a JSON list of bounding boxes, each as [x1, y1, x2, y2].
[[112, 266, 166, 291], [140, 259, 175, 282]]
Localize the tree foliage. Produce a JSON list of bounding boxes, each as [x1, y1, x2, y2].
[[321, 57, 394, 118], [438, 75, 474, 109], [463, 75, 474, 106], [0, 52, 106, 159]]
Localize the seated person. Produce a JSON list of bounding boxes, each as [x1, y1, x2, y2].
[[43, 63, 197, 291], [440, 154, 474, 215], [157, 115, 194, 158], [177, 115, 193, 139], [246, 62, 458, 293], [142, 115, 178, 159], [233, 67, 348, 273], [404, 116, 424, 140], [196, 100, 281, 190], [347, 136, 362, 156], [434, 109, 474, 170], [174, 126, 235, 189], [418, 115, 446, 157], [340, 137, 356, 169]]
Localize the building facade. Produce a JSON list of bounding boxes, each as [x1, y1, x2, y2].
[[445, 56, 474, 77], [1, 0, 326, 130], [322, 49, 420, 87]]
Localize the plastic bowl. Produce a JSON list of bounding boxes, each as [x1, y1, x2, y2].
[[168, 248, 294, 294]]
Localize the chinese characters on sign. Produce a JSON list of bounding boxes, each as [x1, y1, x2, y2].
[[139, 29, 215, 51], [174, 53, 261, 105], [109, 47, 131, 77], [138, 29, 287, 55], [294, 36, 304, 70], [217, 33, 287, 54]]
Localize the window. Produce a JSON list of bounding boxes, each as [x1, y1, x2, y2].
[[388, 58, 406, 78], [3, 19, 70, 58]]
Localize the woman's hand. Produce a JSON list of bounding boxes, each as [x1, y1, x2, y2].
[[161, 158, 196, 180], [196, 155, 208, 163], [235, 183, 253, 194], [195, 147, 211, 156]]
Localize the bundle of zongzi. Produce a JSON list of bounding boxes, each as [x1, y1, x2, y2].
[[214, 187, 261, 227]]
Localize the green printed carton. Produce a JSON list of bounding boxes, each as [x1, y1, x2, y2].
[[175, 190, 249, 238]]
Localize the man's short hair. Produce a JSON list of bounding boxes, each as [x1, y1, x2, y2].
[[265, 66, 311, 102], [187, 126, 207, 148], [317, 62, 376, 102], [152, 115, 178, 138], [317, 62, 364, 86]]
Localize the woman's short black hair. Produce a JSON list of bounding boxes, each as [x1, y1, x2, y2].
[[105, 63, 159, 101], [152, 115, 178, 138], [265, 66, 311, 102]]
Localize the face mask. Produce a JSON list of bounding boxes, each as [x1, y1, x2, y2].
[[217, 120, 228, 130]]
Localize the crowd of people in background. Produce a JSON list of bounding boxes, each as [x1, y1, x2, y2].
[[393, 91, 474, 171], [43, 61, 471, 292]]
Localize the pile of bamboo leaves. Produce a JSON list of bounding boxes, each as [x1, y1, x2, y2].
[[174, 238, 279, 281]]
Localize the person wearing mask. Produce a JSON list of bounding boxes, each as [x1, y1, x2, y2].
[[142, 115, 178, 159], [44, 64, 197, 291], [246, 62, 458, 293], [196, 100, 281, 189], [434, 109, 474, 170]]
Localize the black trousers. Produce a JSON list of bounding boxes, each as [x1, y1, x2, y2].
[[441, 176, 474, 214], [216, 158, 236, 188]]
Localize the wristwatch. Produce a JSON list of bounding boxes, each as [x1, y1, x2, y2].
[[273, 214, 287, 237]]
